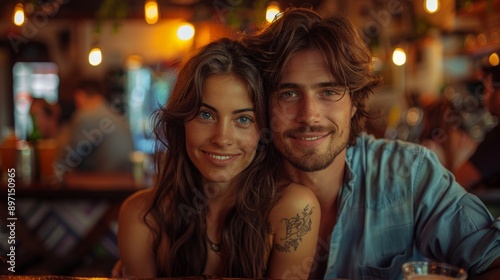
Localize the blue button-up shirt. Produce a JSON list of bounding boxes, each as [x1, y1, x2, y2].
[[324, 134, 500, 279]]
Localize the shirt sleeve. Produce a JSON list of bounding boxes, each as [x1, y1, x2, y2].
[[413, 148, 500, 275]]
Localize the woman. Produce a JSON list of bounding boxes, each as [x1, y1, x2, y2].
[[117, 38, 320, 278], [419, 98, 478, 171]]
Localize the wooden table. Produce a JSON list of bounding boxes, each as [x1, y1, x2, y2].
[[0, 172, 145, 276]]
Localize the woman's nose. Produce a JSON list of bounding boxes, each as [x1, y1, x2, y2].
[[210, 121, 234, 146]]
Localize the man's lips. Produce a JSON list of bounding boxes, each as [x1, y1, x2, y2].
[[289, 133, 330, 147], [291, 134, 327, 141]]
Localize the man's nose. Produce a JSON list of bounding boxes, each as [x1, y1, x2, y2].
[[210, 121, 234, 146], [296, 95, 321, 124]]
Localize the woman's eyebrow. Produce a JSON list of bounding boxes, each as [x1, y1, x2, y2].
[[201, 103, 254, 114]]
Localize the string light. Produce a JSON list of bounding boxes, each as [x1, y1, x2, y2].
[[144, 0, 159, 24], [177, 23, 195, 41], [88, 47, 102, 66], [265, 2, 280, 23], [13, 3, 25, 26], [424, 0, 440, 14], [489, 52, 499, 67], [392, 48, 406, 66]]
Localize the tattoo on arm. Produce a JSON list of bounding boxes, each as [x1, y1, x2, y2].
[[275, 204, 314, 253]]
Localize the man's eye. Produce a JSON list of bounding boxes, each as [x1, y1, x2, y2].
[[279, 91, 298, 99], [324, 88, 346, 101]]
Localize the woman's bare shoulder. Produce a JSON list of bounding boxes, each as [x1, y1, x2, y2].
[[120, 188, 155, 218]]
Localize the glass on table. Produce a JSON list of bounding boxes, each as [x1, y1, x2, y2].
[[36, 138, 59, 184], [402, 261, 467, 280]]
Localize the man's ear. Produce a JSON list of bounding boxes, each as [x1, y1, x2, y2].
[[351, 106, 357, 118]]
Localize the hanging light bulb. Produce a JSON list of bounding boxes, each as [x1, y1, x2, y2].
[[265, 2, 280, 23], [489, 52, 499, 67], [13, 3, 25, 26], [392, 48, 406, 66], [424, 0, 440, 14], [88, 47, 102, 66], [177, 23, 195, 41], [145, 0, 159, 24]]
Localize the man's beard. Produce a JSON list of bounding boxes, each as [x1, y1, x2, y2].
[[278, 125, 349, 172]]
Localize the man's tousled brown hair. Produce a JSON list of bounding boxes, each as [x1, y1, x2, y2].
[[242, 7, 383, 145]]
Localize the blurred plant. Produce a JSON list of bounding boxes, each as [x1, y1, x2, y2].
[[95, 0, 129, 34], [219, 0, 268, 32]]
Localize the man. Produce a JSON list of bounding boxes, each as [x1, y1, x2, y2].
[[55, 79, 135, 180], [243, 7, 500, 279], [455, 65, 500, 189]]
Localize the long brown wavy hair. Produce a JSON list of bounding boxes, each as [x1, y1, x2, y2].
[[241, 7, 383, 146], [146, 38, 286, 277]]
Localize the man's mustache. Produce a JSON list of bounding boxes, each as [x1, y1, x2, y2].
[[284, 126, 336, 137]]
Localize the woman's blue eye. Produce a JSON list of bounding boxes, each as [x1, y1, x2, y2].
[[238, 116, 251, 124], [199, 111, 213, 120]]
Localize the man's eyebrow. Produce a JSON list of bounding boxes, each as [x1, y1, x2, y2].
[[200, 103, 254, 114], [278, 83, 301, 90], [278, 82, 342, 89]]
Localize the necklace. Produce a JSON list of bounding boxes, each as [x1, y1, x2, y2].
[[205, 233, 222, 253]]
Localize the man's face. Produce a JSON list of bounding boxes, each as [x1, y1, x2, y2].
[[269, 49, 357, 172]]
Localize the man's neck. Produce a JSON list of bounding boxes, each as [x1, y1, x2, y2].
[[286, 149, 347, 280], [284, 148, 346, 208]]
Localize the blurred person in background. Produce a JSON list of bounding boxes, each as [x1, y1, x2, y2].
[[418, 98, 478, 171], [455, 65, 500, 189], [54, 79, 134, 180], [28, 97, 61, 141]]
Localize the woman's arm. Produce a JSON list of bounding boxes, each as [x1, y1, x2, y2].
[[266, 183, 321, 279], [117, 188, 158, 278]]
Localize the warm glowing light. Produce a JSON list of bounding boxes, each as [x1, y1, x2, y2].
[[145, 0, 159, 24], [13, 3, 25, 26], [406, 107, 421, 126], [489, 52, 499, 67], [88, 47, 102, 66], [177, 23, 195, 41], [126, 55, 143, 69], [477, 33, 487, 46], [392, 48, 406, 66], [372, 57, 383, 72], [424, 0, 439, 14], [266, 2, 280, 23], [464, 34, 476, 50]]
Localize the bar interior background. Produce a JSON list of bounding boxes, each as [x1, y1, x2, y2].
[[1, 0, 500, 277]]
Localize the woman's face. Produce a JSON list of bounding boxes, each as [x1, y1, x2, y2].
[[185, 74, 260, 185]]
